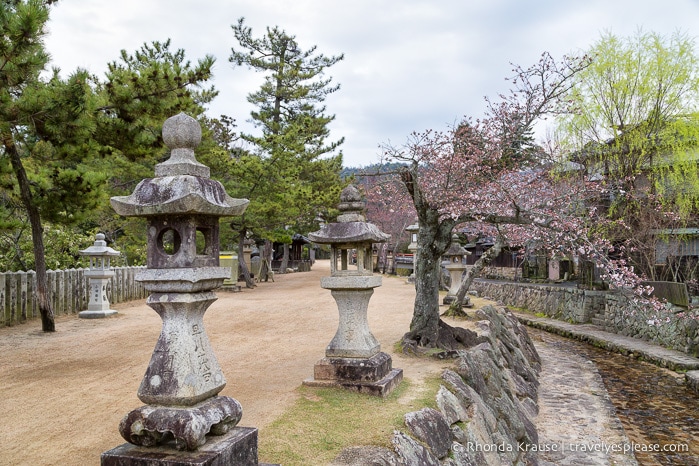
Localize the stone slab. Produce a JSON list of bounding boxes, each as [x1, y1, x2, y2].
[[686, 370, 699, 394], [320, 275, 382, 290], [312, 352, 393, 383], [101, 427, 258, 466], [304, 368, 403, 397], [79, 310, 118, 319]]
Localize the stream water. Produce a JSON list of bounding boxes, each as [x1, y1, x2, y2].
[[531, 329, 699, 466]]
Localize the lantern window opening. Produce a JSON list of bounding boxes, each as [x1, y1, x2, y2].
[[195, 227, 212, 256], [158, 227, 181, 256]]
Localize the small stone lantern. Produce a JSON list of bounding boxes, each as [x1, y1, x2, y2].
[[79, 233, 120, 319], [304, 185, 403, 396], [443, 233, 471, 306], [406, 222, 418, 253], [405, 222, 419, 282], [103, 113, 256, 465]]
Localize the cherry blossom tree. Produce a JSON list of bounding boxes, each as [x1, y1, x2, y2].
[[381, 52, 605, 349], [361, 170, 416, 271]]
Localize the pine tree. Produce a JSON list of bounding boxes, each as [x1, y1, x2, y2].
[[226, 17, 345, 281], [0, 0, 101, 331]]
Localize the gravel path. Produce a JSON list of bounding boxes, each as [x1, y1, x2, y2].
[[0, 260, 638, 465]]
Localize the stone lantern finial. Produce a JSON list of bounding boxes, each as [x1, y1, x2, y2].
[[337, 184, 366, 223], [155, 112, 209, 178]]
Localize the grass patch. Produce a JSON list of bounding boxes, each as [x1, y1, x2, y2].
[[258, 375, 444, 465]]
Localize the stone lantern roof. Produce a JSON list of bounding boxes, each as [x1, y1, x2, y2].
[[444, 233, 469, 258], [111, 112, 248, 218], [79, 233, 120, 258], [308, 185, 390, 245]]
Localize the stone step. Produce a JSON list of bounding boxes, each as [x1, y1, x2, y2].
[[590, 317, 606, 327]]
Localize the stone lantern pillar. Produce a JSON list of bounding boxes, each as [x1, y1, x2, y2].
[[442, 233, 470, 305], [304, 185, 403, 396], [79, 233, 120, 319], [102, 113, 257, 465]]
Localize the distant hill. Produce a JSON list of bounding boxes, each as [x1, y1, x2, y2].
[[341, 162, 407, 179]]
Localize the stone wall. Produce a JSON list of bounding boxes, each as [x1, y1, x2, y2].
[[604, 291, 699, 356], [472, 280, 699, 356], [332, 305, 542, 465], [471, 281, 608, 324]]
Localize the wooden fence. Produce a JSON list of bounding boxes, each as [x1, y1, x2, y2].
[[0, 266, 147, 326]]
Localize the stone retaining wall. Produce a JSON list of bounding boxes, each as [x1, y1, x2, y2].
[[332, 305, 542, 465], [472, 280, 699, 357]]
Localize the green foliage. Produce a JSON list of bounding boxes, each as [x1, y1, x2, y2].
[[94, 39, 217, 191], [0, 2, 219, 273], [557, 29, 699, 212], [222, 18, 346, 241], [0, 223, 95, 271]]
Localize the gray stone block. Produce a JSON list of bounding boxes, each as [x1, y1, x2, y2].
[[404, 408, 452, 459], [101, 427, 258, 466], [391, 430, 441, 466], [436, 385, 469, 425]]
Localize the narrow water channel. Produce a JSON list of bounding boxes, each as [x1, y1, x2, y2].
[[530, 329, 699, 466]]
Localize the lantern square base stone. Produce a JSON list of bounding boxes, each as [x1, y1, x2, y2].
[[304, 352, 403, 397], [79, 309, 118, 319], [101, 427, 261, 466]]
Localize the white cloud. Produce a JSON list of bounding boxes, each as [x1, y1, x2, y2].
[[43, 0, 699, 167]]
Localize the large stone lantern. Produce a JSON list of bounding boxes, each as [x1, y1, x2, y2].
[[79, 233, 120, 319], [304, 185, 403, 396], [442, 233, 470, 305], [102, 113, 256, 465]]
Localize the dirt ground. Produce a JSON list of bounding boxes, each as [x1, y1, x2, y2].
[[0, 260, 460, 466]]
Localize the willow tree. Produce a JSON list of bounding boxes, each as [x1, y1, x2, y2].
[[555, 29, 699, 278], [227, 17, 345, 280]]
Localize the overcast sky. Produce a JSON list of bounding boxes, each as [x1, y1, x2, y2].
[[44, 0, 699, 167]]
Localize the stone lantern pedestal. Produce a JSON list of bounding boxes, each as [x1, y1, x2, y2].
[[304, 185, 403, 397], [79, 233, 120, 319], [101, 113, 261, 465]]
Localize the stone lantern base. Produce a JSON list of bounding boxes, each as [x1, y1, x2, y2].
[[78, 309, 118, 319], [442, 294, 473, 307], [304, 352, 403, 397], [101, 427, 261, 466]]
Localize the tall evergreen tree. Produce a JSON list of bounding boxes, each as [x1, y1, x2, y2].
[[0, 1, 218, 330], [227, 17, 345, 281], [0, 0, 102, 331]]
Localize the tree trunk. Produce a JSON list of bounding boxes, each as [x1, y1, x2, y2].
[[400, 165, 468, 350], [236, 231, 255, 288], [3, 131, 55, 331], [278, 243, 290, 273], [445, 234, 505, 317], [403, 209, 454, 347], [259, 240, 274, 282]]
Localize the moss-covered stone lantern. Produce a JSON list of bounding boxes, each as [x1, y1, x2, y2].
[[102, 113, 257, 465], [304, 185, 403, 396], [443, 233, 471, 306]]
